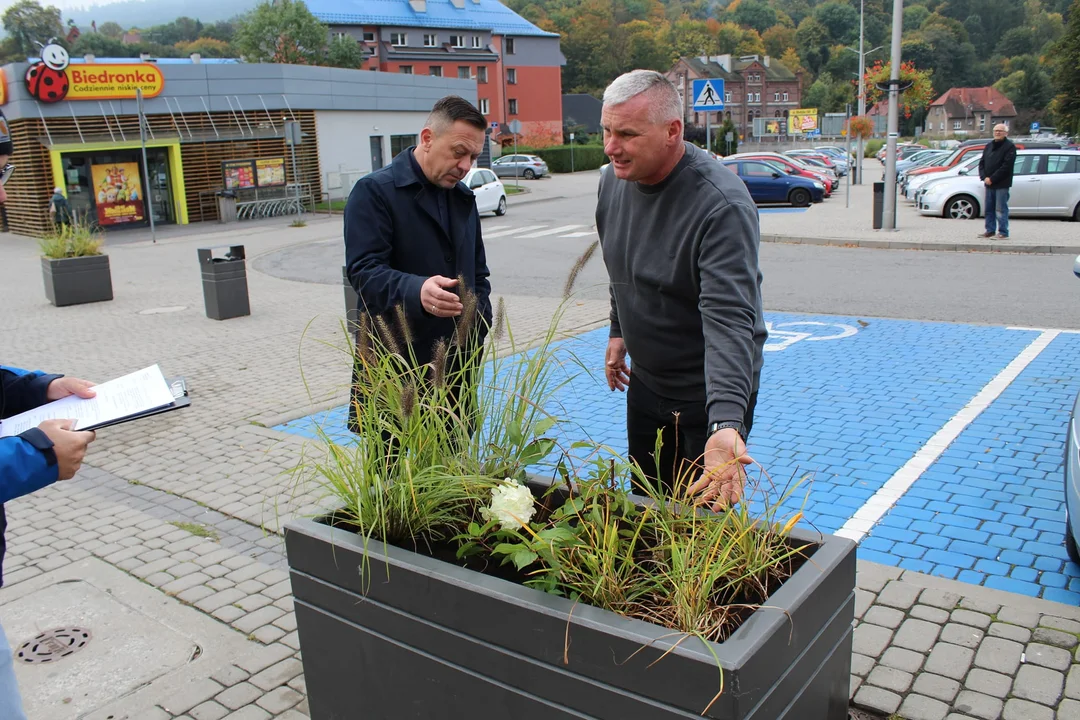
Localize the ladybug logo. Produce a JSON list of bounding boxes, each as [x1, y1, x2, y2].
[[25, 41, 70, 103]]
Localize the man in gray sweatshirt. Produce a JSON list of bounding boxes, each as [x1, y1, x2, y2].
[[596, 70, 767, 509]]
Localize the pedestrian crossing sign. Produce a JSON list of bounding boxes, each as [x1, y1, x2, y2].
[[692, 78, 725, 111]]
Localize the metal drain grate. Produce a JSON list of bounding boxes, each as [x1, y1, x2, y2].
[[849, 708, 888, 720], [16, 627, 92, 664]]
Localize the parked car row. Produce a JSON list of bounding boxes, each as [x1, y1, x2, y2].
[[719, 146, 855, 207], [891, 142, 1080, 222]]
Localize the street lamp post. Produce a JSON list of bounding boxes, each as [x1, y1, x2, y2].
[[882, 0, 904, 231], [857, 0, 866, 184]]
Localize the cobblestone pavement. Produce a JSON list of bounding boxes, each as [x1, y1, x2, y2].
[[1, 198, 1078, 719]]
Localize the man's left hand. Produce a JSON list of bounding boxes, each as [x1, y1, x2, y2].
[[984, 178, 992, 186], [687, 427, 753, 511], [47, 377, 97, 401]]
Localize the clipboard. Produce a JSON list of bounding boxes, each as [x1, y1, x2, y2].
[[78, 376, 192, 432]]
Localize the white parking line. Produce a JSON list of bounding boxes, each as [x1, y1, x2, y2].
[[561, 231, 597, 238], [519, 225, 587, 238], [483, 225, 545, 238], [835, 329, 1060, 543]]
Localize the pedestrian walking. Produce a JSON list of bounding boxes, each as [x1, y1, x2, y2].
[[48, 186, 72, 230]]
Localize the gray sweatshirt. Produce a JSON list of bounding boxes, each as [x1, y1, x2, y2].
[[596, 142, 767, 426]]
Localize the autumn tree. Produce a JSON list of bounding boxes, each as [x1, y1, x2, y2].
[[762, 25, 796, 57], [97, 21, 123, 39], [176, 37, 233, 58], [1050, 0, 1080, 134], [234, 0, 327, 65]]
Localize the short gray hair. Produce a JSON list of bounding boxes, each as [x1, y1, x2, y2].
[[602, 70, 682, 124]]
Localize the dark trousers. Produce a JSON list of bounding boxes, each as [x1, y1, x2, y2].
[[626, 374, 757, 496]]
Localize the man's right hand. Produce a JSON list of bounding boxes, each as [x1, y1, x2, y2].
[[421, 276, 464, 318], [605, 337, 631, 391], [37, 419, 95, 480]]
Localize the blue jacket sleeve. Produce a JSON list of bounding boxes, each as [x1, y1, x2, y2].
[[1, 366, 61, 504], [343, 178, 426, 319], [0, 430, 59, 504]]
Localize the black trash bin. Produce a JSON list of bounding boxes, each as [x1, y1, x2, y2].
[[199, 245, 250, 320], [873, 181, 885, 229]]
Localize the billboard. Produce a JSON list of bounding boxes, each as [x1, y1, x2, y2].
[[223, 160, 256, 190], [91, 163, 145, 226], [255, 158, 286, 187], [788, 108, 819, 135]]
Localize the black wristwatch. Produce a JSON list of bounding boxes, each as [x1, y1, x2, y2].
[[708, 421, 745, 439]]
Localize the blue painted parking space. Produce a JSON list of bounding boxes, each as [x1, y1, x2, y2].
[[275, 314, 1080, 600]]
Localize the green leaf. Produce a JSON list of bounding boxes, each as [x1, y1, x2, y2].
[[530, 417, 558, 438], [467, 522, 480, 537], [507, 419, 523, 446], [493, 542, 521, 556], [518, 438, 555, 466], [510, 549, 539, 570]]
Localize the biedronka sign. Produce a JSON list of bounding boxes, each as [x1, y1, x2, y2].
[[24, 42, 164, 104]]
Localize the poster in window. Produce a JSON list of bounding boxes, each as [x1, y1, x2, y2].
[[255, 157, 286, 187], [222, 159, 256, 190], [91, 162, 145, 226]]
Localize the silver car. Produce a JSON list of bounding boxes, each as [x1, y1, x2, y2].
[[491, 154, 549, 179], [1064, 256, 1080, 564]]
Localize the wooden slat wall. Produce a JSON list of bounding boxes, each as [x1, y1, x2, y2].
[[5, 109, 322, 235]]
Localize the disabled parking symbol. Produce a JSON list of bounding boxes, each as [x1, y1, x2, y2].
[[764, 320, 859, 352]]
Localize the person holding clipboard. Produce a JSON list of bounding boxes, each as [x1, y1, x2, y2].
[[0, 107, 99, 720]]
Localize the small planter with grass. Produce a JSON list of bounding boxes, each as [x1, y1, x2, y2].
[[285, 249, 855, 720], [39, 221, 113, 307]]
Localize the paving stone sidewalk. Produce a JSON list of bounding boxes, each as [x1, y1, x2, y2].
[[2, 210, 1078, 719]]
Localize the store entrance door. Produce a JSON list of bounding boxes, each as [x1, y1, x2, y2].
[[61, 149, 175, 230]]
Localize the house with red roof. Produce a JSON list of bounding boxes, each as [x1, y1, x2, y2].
[[924, 87, 1017, 138]]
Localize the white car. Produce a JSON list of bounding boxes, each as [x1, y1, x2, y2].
[[918, 149, 1080, 220], [906, 156, 981, 203], [464, 167, 507, 216]]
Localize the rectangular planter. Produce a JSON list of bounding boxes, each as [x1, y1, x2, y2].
[[285, 482, 856, 720], [42, 255, 114, 307]]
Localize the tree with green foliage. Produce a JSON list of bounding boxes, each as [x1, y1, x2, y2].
[[731, 0, 777, 34], [2, 0, 64, 58], [762, 24, 796, 57], [813, 1, 859, 45], [97, 21, 123, 39], [327, 34, 365, 69], [795, 16, 830, 74], [234, 0, 327, 65], [1050, 0, 1080, 135], [994, 55, 1054, 110]]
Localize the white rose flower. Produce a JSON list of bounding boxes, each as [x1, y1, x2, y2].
[[481, 478, 536, 530]]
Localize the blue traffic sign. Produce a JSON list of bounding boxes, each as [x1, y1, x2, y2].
[[691, 78, 725, 111], [1031, 122, 1040, 132]]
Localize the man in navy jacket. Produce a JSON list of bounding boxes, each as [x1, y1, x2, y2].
[[1, 366, 96, 717], [343, 95, 492, 430]]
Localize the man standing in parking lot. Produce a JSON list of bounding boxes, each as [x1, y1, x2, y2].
[[978, 124, 1017, 239], [596, 69, 767, 510]]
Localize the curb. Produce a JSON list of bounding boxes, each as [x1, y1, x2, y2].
[[507, 193, 567, 206], [762, 234, 1080, 255]]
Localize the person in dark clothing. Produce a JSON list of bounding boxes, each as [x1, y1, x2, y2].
[[978, 124, 1017, 239], [343, 95, 492, 433], [596, 70, 767, 509], [49, 186, 72, 229]]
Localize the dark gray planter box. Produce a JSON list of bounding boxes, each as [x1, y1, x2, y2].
[[41, 255, 113, 307], [285, 482, 856, 720]]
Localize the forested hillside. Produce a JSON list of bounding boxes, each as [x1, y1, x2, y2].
[[507, 0, 1079, 133]]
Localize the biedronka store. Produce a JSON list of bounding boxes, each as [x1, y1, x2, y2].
[[0, 51, 323, 238]]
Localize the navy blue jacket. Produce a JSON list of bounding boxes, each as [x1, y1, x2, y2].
[[344, 148, 492, 366], [1, 365, 62, 586]]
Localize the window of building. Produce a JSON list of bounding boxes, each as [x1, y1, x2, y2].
[[479, 98, 490, 114], [774, 91, 780, 101], [477, 66, 488, 83], [424, 33, 438, 47], [472, 35, 483, 48], [333, 32, 348, 41], [508, 98, 518, 114], [390, 33, 407, 46], [978, 115, 986, 131], [783, 91, 789, 101], [390, 134, 417, 158], [450, 35, 465, 47], [505, 37, 516, 54], [953, 120, 961, 130], [507, 68, 517, 84], [400, 65, 413, 74], [725, 91, 732, 103], [363, 31, 376, 42], [429, 66, 443, 77], [458, 66, 471, 79]]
